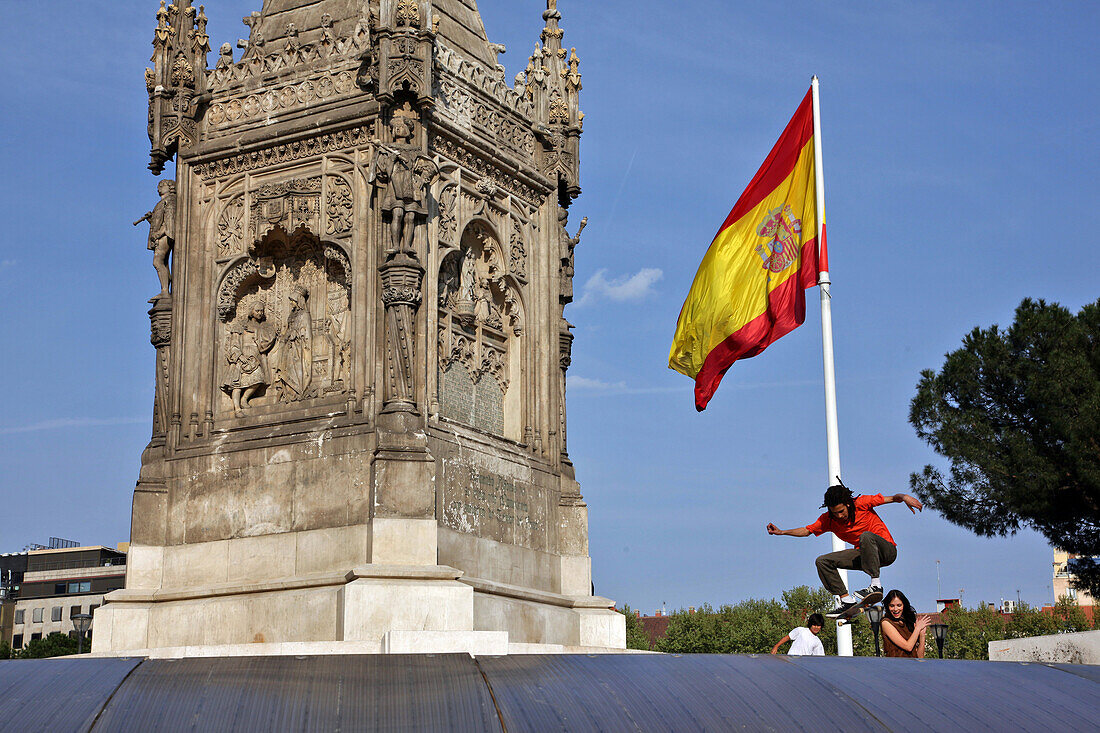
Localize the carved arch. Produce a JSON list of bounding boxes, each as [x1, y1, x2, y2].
[[436, 221, 526, 438]]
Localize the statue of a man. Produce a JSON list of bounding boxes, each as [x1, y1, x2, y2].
[[370, 114, 438, 256], [278, 285, 314, 399], [558, 206, 587, 303], [223, 301, 277, 416], [134, 179, 177, 300]]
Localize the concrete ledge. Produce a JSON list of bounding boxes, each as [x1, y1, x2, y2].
[[86, 640, 383, 659], [103, 571, 348, 603], [101, 565, 466, 605], [381, 630, 508, 655], [460, 575, 615, 609], [345, 564, 463, 582], [506, 643, 653, 655], [989, 630, 1100, 664]]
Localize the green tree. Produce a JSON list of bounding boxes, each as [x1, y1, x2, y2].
[[1051, 595, 1093, 633], [17, 632, 85, 659], [722, 597, 790, 654], [654, 586, 880, 656], [779, 584, 879, 657], [909, 298, 1100, 597], [656, 603, 731, 654], [1005, 602, 1060, 640], [0, 640, 11, 660], [617, 606, 652, 651], [936, 605, 1007, 660]]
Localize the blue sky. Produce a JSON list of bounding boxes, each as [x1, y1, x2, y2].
[[1, 1, 1097, 615]]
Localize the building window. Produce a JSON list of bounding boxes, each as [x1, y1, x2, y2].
[[51, 607, 62, 622], [11, 634, 22, 649], [70, 605, 82, 618], [89, 604, 100, 614], [54, 583, 65, 594], [14, 609, 23, 624], [1069, 588, 1078, 600], [32, 608, 43, 623], [30, 632, 41, 642], [67, 581, 92, 594]]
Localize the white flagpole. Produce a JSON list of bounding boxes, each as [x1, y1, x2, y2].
[[812, 75, 852, 657]]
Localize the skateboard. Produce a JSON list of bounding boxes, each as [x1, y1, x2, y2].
[[833, 591, 883, 626]]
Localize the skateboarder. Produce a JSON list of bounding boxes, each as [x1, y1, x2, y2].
[[766, 484, 923, 618], [770, 613, 825, 656]]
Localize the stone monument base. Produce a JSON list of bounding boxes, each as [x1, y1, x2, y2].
[[91, 563, 625, 656]]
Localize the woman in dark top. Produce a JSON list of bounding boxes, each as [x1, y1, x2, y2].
[[881, 589, 929, 658]]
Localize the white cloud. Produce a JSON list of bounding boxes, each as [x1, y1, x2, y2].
[[567, 376, 628, 392], [576, 267, 663, 307], [0, 417, 146, 435]]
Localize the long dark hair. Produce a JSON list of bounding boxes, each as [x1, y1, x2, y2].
[[884, 589, 916, 631]]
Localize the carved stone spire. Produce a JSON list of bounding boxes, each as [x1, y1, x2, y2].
[[145, 0, 210, 173], [517, 0, 584, 203], [375, 0, 437, 110]]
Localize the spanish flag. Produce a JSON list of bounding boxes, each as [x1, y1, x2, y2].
[[669, 88, 827, 411]]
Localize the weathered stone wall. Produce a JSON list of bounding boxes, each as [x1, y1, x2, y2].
[[107, 0, 623, 654], [988, 630, 1100, 664]]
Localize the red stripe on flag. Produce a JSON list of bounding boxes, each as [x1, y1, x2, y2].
[[692, 238, 821, 411], [715, 90, 815, 236]]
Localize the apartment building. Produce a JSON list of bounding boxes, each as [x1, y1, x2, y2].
[[8, 546, 126, 651]]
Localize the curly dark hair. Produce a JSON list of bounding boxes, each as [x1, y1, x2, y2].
[[821, 484, 856, 524], [884, 589, 917, 632]]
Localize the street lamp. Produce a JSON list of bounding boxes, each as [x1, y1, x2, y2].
[[72, 613, 92, 654], [865, 604, 884, 657], [931, 622, 948, 659]]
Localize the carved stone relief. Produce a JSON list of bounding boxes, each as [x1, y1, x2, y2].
[[434, 43, 533, 118], [249, 177, 322, 244], [510, 218, 528, 283], [438, 185, 457, 246], [217, 230, 352, 414], [437, 223, 523, 437], [195, 126, 372, 180], [437, 76, 536, 158], [216, 195, 246, 259], [325, 177, 354, 237], [207, 70, 356, 130], [431, 135, 544, 206]]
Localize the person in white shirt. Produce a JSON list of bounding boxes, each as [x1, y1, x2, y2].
[[770, 613, 825, 656]]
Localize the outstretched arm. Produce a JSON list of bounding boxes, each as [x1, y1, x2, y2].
[[770, 634, 792, 654], [767, 523, 811, 537], [886, 493, 923, 514]]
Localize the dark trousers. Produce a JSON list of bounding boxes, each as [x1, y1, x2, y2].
[[815, 532, 897, 596]]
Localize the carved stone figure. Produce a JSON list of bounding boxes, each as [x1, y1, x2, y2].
[[223, 302, 277, 416], [134, 179, 177, 300], [277, 285, 314, 399], [370, 114, 438, 256], [558, 205, 587, 303], [327, 293, 351, 387]]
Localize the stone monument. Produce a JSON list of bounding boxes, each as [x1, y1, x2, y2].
[[95, 0, 625, 654]]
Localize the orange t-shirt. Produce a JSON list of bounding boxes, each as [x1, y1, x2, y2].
[[805, 494, 896, 547]]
